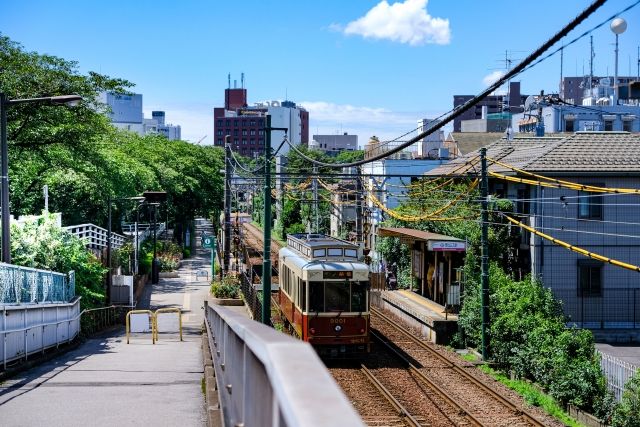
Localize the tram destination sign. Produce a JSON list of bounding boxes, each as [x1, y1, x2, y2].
[[323, 271, 353, 280], [428, 241, 466, 252]]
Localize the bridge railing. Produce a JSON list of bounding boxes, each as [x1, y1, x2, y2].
[[0, 263, 75, 304], [204, 301, 364, 427]]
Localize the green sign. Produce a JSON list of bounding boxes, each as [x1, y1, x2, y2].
[[202, 236, 214, 249]]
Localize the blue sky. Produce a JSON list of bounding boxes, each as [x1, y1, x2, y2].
[[2, 0, 639, 145]]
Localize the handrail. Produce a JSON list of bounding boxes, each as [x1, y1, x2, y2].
[[205, 301, 364, 427]]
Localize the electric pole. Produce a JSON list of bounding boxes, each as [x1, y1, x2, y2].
[[480, 148, 490, 361], [312, 165, 318, 232], [355, 167, 363, 244], [224, 136, 232, 274]]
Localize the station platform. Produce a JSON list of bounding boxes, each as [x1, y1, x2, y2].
[[372, 289, 458, 345]]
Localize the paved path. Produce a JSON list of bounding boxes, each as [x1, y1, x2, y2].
[[0, 219, 215, 426]]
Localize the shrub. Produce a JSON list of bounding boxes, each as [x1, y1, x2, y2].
[[158, 254, 179, 272], [612, 371, 640, 427], [211, 276, 241, 299]]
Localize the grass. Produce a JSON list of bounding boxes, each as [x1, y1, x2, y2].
[[478, 364, 585, 427]]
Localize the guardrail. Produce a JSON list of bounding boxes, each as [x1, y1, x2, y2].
[[204, 301, 364, 427], [0, 263, 75, 304], [65, 223, 126, 250], [81, 305, 132, 336], [1, 298, 81, 369]]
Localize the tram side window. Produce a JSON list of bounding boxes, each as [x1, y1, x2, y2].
[[325, 282, 349, 312], [301, 279, 306, 311], [309, 281, 324, 312], [351, 282, 368, 312]]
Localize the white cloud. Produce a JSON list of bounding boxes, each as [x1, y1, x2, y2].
[[342, 0, 450, 46], [482, 70, 508, 95]]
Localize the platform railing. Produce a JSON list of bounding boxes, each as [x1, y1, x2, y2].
[[204, 301, 364, 427], [0, 263, 75, 304]]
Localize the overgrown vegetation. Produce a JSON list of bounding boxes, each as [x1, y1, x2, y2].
[[612, 371, 640, 427], [210, 276, 241, 299], [11, 214, 107, 308]]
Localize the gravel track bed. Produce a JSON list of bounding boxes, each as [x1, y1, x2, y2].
[[329, 365, 408, 427], [371, 308, 564, 427]]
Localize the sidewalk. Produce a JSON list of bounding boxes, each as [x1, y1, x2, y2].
[[0, 219, 215, 426]]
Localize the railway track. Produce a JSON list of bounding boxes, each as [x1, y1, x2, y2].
[[371, 307, 548, 427], [241, 222, 282, 264]]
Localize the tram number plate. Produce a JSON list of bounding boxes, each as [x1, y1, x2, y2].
[[323, 271, 352, 279], [330, 318, 346, 324]]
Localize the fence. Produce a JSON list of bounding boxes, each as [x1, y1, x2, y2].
[[0, 263, 75, 304], [598, 351, 639, 401], [240, 270, 262, 321], [204, 301, 363, 427], [552, 288, 640, 329], [80, 305, 131, 336], [65, 223, 126, 250], [1, 298, 81, 368], [364, 139, 417, 160]]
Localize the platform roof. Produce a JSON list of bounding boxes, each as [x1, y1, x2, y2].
[[378, 227, 463, 244]]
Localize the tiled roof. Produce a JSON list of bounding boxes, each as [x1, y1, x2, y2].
[[445, 132, 504, 155], [527, 132, 640, 173], [425, 132, 640, 176]]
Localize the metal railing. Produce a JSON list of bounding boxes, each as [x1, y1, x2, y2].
[[204, 301, 364, 427], [0, 263, 75, 304], [553, 288, 640, 329], [1, 298, 81, 369], [598, 351, 639, 401], [65, 223, 126, 250], [239, 271, 262, 321], [364, 140, 417, 160], [80, 305, 131, 336]]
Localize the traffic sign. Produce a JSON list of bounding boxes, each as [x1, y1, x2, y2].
[[202, 235, 215, 249]]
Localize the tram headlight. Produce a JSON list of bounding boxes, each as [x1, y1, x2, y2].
[[359, 328, 365, 334], [334, 325, 342, 332], [309, 327, 316, 335]]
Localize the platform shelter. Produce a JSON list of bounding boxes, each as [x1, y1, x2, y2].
[[379, 227, 466, 310]]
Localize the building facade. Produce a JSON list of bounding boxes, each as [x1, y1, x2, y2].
[[453, 81, 527, 132], [310, 133, 358, 155], [213, 84, 309, 157]]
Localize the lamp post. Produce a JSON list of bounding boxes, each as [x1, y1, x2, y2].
[[0, 93, 82, 263], [611, 18, 627, 106], [106, 195, 145, 304], [142, 191, 167, 284]]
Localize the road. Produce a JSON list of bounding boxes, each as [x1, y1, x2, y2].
[[0, 218, 215, 426]]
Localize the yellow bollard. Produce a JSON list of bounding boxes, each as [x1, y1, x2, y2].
[[154, 307, 183, 342], [126, 310, 156, 344]]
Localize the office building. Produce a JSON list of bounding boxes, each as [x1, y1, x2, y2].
[[453, 82, 527, 132]]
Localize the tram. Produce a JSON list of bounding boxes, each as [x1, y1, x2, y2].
[[278, 233, 370, 358]]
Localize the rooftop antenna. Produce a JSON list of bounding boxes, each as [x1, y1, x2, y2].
[[559, 47, 564, 96], [228, 73, 231, 89], [241, 72, 245, 89], [589, 35, 595, 95], [285, 88, 288, 101], [234, 79, 237, 89]]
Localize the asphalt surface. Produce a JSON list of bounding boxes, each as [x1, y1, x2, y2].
[[0, 219, 215, 426]]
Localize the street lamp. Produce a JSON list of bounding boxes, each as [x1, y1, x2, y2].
[[106, 195, 145, 304], [611, 17, 627, 106], [0, 93, 83, 263], [143, 191, 167, 284]]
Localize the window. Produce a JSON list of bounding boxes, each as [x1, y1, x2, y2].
[[258, 130, 264, 136], [344, 249, 357, 258], [242, 120, 247, 126], [578, 261, 602, 296], [250, 129, 256, 136], [216, 130, 223, 136], [328, 248, 342, 256], [250, 120, 256, 126], [623, 121, 632, 132], [233, 129, 239, 136], [325, 282, 349, 311], [225, 119, 230, 126], [565, 120, 574, 132], [313, 249, 326, 257], [216, 120, 223, 127], [234, 120, 238, 126], [217, 139, 222, 145], [242, 139, 247, 145], [578, 185, 603, 219], [604, 120, 613, 131], [250, 139, 255, 145], [309, 281, 324, 312], [242, 129, 247, 136], [351, 282, 368, 312]]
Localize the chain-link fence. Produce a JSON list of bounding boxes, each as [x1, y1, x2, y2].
[[240, 271, 262, 321], [0, 263, 75, 304]]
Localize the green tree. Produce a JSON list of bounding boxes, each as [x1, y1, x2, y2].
[[613, 372, 640, 427]]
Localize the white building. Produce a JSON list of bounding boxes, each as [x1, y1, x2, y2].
[[311, 133, 358, 155], [416, 118, 445, 158], [99, 92, 182, 140]]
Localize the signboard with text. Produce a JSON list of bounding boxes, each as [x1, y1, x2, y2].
[[428, 241, 466, 252], [202, 236, 214, 249]]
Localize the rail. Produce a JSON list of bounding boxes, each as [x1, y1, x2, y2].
[[0, 262, 75, 304], [204, 301, 364, 427]]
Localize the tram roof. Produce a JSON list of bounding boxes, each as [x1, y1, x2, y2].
[[280, 247, 369, 272]]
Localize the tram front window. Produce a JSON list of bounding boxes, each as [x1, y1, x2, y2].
[[351, 282, 368, 312], [325, 281, 349, 312], [309, 281, 324, 312]]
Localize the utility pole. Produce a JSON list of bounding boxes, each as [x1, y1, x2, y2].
[[480, 148, 490, 361], [312, 165, 318, 232], [224, 136, 232, 274], [106, 194, 112, 304], [262, 115, 287, 325], [355, 167, 363, 244]]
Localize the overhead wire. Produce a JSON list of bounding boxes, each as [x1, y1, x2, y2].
[[281, 0, 607, 169]]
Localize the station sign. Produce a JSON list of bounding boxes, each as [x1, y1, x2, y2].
[[202, 235, 215, 249], [428, 241, 466, 252]]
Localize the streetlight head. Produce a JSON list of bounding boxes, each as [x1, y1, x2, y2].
[[129, 196, 146, 202], [51, 95, 83, 107], [610, 18, 627, 35]]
